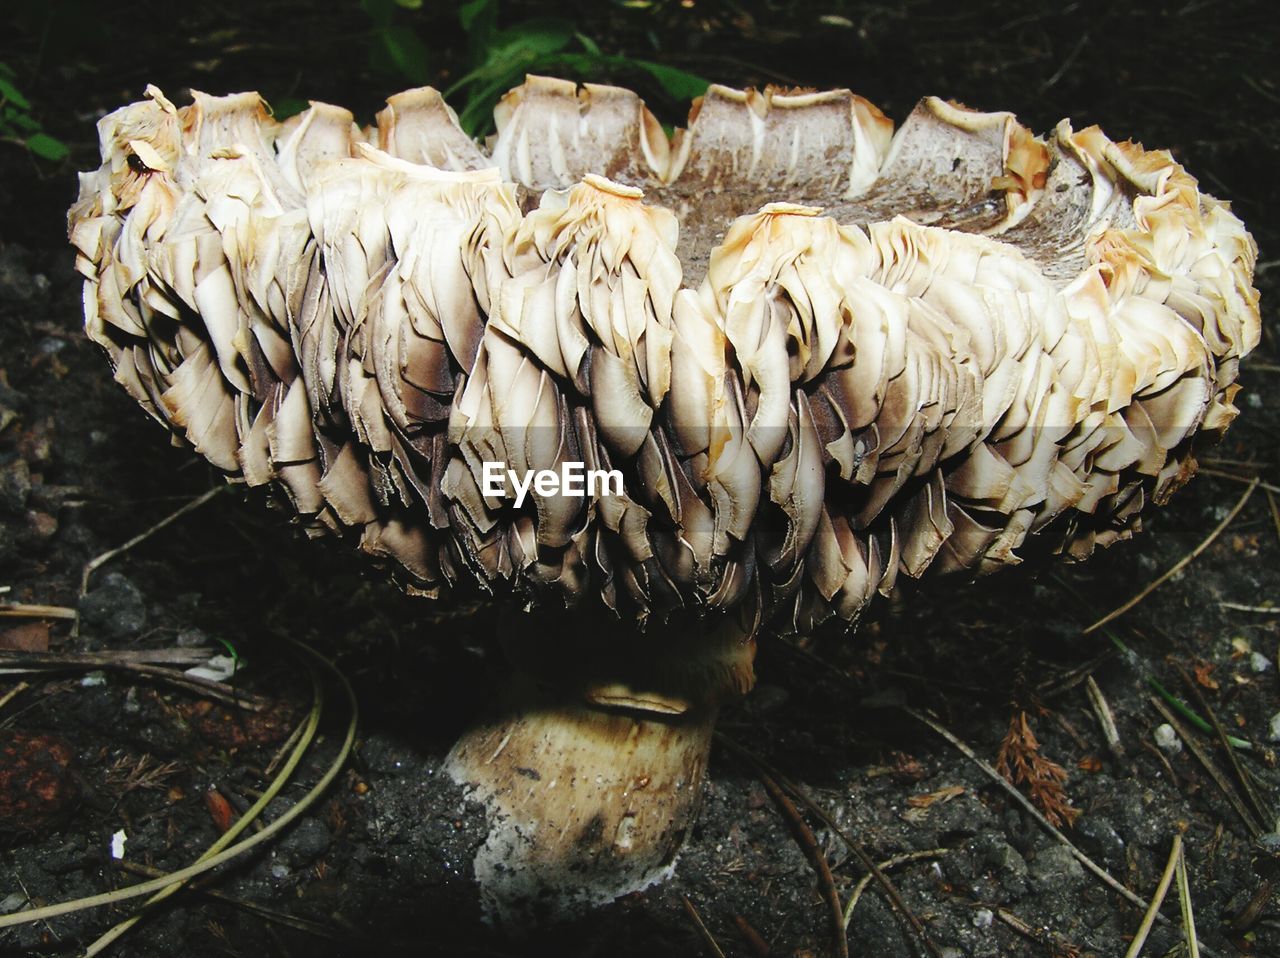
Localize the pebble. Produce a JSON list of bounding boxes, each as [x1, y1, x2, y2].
[[78, 572, 147, 639], [1028, 844, 1085, 893], [1250, 652, 1272, 673], [972, 908, 993, 929], [1268, 712, 1280, 743], [1153, 724, 1182, 754], [279, 817, 331, 866], [0, 458, 31, 514]]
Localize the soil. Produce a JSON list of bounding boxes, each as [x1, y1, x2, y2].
[[2, 1, 1279, 955]]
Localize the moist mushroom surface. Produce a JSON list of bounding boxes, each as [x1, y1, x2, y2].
[[68, 75, 1260, 919]]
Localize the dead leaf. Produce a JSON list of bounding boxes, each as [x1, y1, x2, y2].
[[1193, 662, 1219, 690], [0, 621, 50, 652], [906, 784, 965, 808], [204, 787, 235, 833]]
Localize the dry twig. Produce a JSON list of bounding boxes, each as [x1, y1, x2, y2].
[[1084, 477, 1259, 635], [1085, 675, 1125, 760], [681, 896, 727, 958], [79, 486, 225, 597], [755, 770, 849, 958], [716, 733, 941, 958]]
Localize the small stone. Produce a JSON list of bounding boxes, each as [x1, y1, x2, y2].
[[269, 862, 291, 880], [1268, 712, 1280, 743], [973, 908, 993, 929], [176, 627, 209, 648], [1153, 724, 1182, 754], [0, 458, 31, 514], [1250, 652, 1272, 673], [78, 572, 147, 639], [279, 817, 331, 866], [1074, 814, 1126, 871], [1028, 844, 1085, 893]]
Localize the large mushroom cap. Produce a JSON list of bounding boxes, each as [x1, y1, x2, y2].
[[68, 75, 1260, 636], [68, 75, 1259, 918]]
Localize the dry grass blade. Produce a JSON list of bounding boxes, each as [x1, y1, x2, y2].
[[1267, 488, 1280, 545], [1149, 696, 1266, 838], [0, 641, 358, 937], [681, 895, 727, 958], [1123, 834, 1182, 958], [0, 680, 29, 712], [1218, 601, 1280, 614], [1175, 840, 1200, 958], [0, 603, 77, 620], [1084, 477, 1259, 635]]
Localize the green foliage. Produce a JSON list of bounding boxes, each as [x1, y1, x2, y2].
[[362, 0, 709, 137], [362, 0, 433, 87], [0, 63, 68, 162]]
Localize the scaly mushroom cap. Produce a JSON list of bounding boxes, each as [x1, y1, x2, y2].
[[69, 74, 1260, 921], [69, 76, 1260, 645]]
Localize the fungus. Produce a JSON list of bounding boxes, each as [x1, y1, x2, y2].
[[69, 76, 1259, 920]]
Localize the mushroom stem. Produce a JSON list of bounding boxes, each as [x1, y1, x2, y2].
[[444, 681, 716, 923], [446, 605, 757, 922]]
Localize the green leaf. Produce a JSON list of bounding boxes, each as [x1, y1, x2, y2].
[[26, 132, 68, 162], [7, 111, 40, 133], [0, 77, 31, 111], [458, 0, 495, 33], [360, 0, 394, 28], [394, 0, 422, 8], [633, 60, 709, 102], [379, 27, 432, 85], [490, 18, 574, 60], [269, 97, 309, 121]]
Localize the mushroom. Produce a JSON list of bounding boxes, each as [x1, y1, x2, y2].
[[68, 76, 1260, 920]]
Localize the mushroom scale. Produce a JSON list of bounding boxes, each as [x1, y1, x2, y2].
[[68, 76, 1260, 919]]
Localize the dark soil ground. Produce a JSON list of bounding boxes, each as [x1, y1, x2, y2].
[[2, 1, 1279, 955]]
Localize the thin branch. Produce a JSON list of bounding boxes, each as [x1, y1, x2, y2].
[[681, 896, 727, 958], [1083, 477, 1259, 635], [716, 733, 942, 958], [79, 486, 226, 596], [1149, 696, 1265, 838], [755, 769, 850, 958], [903, 706, 1160, 916], [843, 849, 949, 929]]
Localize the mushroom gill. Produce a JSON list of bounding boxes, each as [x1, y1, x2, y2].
[[69, 75, 1260, 920]]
